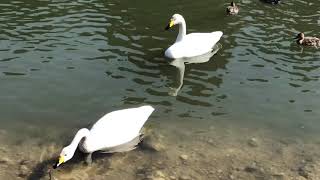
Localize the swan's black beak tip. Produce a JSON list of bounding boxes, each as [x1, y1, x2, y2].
[[53, 161, 60, 169], [165, 24, 170, 30]]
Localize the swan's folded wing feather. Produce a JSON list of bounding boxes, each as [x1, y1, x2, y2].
[[99, 134, 143, 153], [165, 31, 223, 58], [83, 106, 154, 152]]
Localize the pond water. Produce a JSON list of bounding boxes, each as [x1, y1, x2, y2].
[[0, 0, 320, 179]]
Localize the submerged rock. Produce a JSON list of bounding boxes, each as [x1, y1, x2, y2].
[[179, 175, 191, 180], [298, 166, 311, 179], [271, 173, 286, 180], [0, 157, 10, 164], [17, 159, 35, 178], [143, 170, 167, 180], [0, 146, 7, 153], [244, 164, 259, 173], [152, 178, 165, 180], [18, 164, 29, 178], [229, 174, 235, 179], [141, 132, 165, 152], [154, 170, 165, 178], [179, 154, 189, 161], [248, 138, 259, 147]]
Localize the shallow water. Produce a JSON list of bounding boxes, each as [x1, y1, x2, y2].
[[1, 0, 320, 179]]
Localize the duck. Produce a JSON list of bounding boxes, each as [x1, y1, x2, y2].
[[227, 2, 239, 15], [261, 0, 280, 4], [53, 105, 155, 168], [295, 32, 320, 47], [164, 14, 223, 59]]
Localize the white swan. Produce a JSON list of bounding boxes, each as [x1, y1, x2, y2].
[[53, 105, 155, 168], [165, 14, 223, 59]]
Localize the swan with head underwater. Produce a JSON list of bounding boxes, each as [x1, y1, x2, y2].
[[164, 14, 223, 59], [53, 105, 155, 168]]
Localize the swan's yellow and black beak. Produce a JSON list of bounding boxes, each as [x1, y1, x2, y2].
[[165, 19, 175, 30], [53, 156, 64, 169]]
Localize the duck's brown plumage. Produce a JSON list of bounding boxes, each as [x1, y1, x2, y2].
[[296, 33, 320, 47], [227, 2, 239, 15]]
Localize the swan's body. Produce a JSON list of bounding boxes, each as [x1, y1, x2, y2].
[[53, 105, 154, 168], [164, 14, 223, 59]]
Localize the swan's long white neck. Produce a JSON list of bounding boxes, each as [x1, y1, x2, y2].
[[176, 18, 186, 42], [67, 128, 90, 153]]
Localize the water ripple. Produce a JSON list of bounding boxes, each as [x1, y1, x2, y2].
[[0, 0, 319, 135]]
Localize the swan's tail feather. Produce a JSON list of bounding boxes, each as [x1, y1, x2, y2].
[[209, 31, 223, 49], [211, 31, 223, 38]]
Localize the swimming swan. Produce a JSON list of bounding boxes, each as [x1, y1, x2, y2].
[[53, 105, 155, 168], [164, 14, 223, 59]]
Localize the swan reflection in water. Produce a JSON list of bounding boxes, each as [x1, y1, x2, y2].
[[168, 44, 221, 96]]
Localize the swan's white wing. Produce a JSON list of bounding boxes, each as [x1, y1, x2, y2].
[[165, 31, 223, 59], [84, 105, 154, 152]]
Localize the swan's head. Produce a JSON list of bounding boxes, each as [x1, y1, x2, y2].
[[53, 146, 75, 169], [165, 14, 184, 30]]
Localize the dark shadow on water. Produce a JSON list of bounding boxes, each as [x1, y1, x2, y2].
[[27, 141, 155, 180], [27, 123, 144, 180], [27, 150, 115, 180], [27, 150, 85, 180]]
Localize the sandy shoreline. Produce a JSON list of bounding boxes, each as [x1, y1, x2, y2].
[[0, 121, 320, 180]]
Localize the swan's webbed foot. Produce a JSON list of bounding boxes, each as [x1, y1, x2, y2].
[[85, 153, 92, 165]]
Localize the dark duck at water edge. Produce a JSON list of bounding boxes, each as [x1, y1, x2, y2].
[[295, 33, 320, 48], [227, 2, 239, 15], [261, 0, 281, 4]]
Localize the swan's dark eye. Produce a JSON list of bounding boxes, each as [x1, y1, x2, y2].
[[64, 154, 67, 156]]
